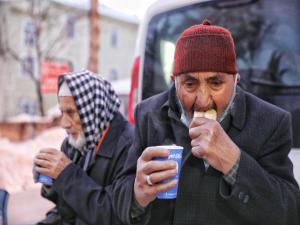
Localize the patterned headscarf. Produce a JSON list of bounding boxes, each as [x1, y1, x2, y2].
[[58, 70, 120, 170]]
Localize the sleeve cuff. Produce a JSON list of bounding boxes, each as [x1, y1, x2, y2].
[[130, 196, 152, 224], [223, 157, 240, 186], [131, 197, 146, 219]]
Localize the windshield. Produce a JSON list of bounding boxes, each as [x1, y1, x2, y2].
[[142, 0, 300, 147]]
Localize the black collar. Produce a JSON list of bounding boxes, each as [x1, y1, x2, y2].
[[97, 111, 125, 158], [161, 84, 182, 121], [230, 86, 246, 130]]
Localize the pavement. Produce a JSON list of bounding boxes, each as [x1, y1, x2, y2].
[[7, 184, 54, 225]]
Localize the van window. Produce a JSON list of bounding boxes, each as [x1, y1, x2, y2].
[[142, 0, 300, 147]]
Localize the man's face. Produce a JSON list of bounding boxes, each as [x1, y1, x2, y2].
[[175, 72, 236, 121], [58, 96, 83, 140]]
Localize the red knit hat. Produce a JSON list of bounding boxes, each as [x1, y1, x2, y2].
[[172, 19, 238, 76]]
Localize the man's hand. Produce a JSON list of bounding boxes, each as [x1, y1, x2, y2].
[[189, 117, 240, 174], [34, 148, 71, 179], [134, 147, 178, 208]]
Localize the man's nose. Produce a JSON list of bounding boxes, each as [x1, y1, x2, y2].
[[194, 87, 212, 111], [60, 114, 71, 129]]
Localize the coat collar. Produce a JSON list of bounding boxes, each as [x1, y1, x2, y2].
[[230, 86, 246, 131], [97, 112, 125, 158], [161, 84, 182, 122]]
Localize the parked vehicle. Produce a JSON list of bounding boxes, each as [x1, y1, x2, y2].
[[128, 0, 300, 150]]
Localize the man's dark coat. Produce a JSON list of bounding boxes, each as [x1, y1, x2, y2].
[[113, 86, 300, 225]]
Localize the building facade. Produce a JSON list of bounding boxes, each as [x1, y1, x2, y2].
[[0, 0, 139, 120]]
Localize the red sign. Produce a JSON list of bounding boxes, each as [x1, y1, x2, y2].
[[41, 60, 71, 94]]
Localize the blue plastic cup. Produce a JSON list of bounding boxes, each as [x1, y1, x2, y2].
[[33, 166, 53, 186], [155, 145, 183, 199], [37, 173, 53, 186]]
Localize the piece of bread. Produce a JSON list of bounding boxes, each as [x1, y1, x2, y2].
[[193, 111, 205, 118], [194, 109, 217, 120], [204, 109, 217, 120]]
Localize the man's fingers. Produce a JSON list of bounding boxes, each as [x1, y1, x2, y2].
[[189, 117, 207, 129], [34, 149, 71, 180], [34, 166, 49, 175], [36, 150, 67, 163], [141, 147, 170, 162], [189, 126, 207, 139], [141, 178, 178, 197], [154, 179, 178, 194], [191, 146, 206, 159], [35, 152, 54, 161], [190, 136, 203, 147], [39, 148, 59, 155], [189, 121, 216, 139], [148, 168, 177, 185], [34, 158, 52, 169], [143, 160, 177, 174]]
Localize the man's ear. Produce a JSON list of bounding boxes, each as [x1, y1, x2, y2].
[[171, 74, 175, 81]]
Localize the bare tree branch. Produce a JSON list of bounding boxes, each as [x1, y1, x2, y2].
[[1, 0, 81, 116], [41, 24, 67, 59]]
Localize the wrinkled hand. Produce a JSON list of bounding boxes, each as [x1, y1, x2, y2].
[[134, 147, 178, 208], [189, 117, 240, 174], [34, 148, 71, 179]]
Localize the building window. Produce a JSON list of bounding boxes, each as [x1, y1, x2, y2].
[[109, 68, 118, 81], [24, 21, 37, 47], [18, 98, 37, 115], [22, 56, 34, 77], [66, 15, 75, 39], [110, 27, 118, 48]]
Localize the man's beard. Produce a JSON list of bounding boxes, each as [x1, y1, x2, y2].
[[68, 131, 86, 151]]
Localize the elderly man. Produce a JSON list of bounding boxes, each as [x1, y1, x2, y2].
[[113, 20, 300, 225], [34, 70, 133, 225]]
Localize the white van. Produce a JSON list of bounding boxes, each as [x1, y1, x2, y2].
[[128, 0, 300, 181]]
